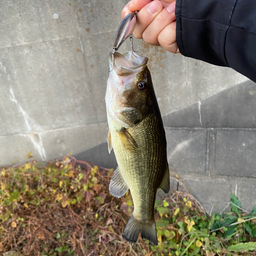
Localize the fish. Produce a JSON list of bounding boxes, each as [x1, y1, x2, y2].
[[105, 51, 170, 245], [113, 12, 137, 53]]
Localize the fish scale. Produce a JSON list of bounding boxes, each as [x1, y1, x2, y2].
[[111, 116, 164, 220]]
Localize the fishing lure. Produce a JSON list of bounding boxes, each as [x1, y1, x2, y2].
[[112, 11, 137, 53]]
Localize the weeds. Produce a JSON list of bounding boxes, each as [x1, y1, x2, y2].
[[0, 157, 256, 255]]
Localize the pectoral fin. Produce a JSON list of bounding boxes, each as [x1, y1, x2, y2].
[[159, 162, 170, 194], [107, 130, 112, 154], [109, 167, 129, 198], [118, 127, 138, 149]]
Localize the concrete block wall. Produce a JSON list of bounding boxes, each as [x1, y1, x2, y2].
[[1, 0, 255, 213], [163, 80, 256, 212]]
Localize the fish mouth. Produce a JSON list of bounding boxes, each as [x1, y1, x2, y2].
[[109, 51, 148, 76]]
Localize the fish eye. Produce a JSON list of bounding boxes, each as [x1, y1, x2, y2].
[[137, 81, 146, 90]]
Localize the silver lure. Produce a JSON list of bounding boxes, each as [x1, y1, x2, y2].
[[113, 11, 137, 53]]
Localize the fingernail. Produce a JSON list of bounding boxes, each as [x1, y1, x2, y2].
[[147, 1, 161, 15], [166, 1, 175, 13]]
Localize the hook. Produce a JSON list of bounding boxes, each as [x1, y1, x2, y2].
[[129, 35, 139, 53]]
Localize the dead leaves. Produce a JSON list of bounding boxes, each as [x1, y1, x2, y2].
[[11, 222, 17, 228], [37, 230, 45, 240]]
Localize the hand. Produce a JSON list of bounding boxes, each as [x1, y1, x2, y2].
[[122, 0, 178, 53]]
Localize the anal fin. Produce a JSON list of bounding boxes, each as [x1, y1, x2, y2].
[[109, 167, 129, 198], [159, 162, 170, 194]]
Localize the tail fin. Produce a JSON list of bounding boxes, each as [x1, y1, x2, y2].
[[122, 214, 158, 245]]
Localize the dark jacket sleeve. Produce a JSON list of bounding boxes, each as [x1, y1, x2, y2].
[[175, 0, 256, 82]]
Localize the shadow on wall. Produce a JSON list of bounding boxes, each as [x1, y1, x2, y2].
[[163, 80, 256, 128], [76, 79, 256, 170], [74, 142, 117, 169]]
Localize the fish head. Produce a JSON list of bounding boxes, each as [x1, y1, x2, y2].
[[106, 51, 156, 128]]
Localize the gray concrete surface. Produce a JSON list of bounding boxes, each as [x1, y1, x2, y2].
[[0, 0, 255, 213]]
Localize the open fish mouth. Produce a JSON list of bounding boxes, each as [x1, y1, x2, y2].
[[109, 51, 148, 76]]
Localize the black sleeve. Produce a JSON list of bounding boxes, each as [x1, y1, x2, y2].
[[175, 0, 256, 82]]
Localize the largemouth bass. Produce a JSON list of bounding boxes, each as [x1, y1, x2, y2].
[[105, 51, 170, 245]]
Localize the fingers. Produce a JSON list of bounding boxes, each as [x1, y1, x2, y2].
[[133, 1, 163, 39], [122, 0, 151, 18], [121, 0, 178, 54], [142, 3, 176, 45], [122, 1, 132, 18], [158, 22, 178, 53]]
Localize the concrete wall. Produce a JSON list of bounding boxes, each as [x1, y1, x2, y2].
[[1, 0, 255, 212]]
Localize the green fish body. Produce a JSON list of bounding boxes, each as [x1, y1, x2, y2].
[[105, 51, 169, 245]]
